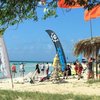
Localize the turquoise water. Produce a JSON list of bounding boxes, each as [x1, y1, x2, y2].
[[0, 61, 54, 78]]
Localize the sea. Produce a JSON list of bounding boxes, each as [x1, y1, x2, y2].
[[0, 61, 54, 78]]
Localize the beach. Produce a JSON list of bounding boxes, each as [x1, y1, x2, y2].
[[0, 62, 100, 96], [0, 77, 100, 96]]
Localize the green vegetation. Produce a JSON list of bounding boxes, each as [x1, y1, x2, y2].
[[0, 0, 100, 31], [0, 90, 100, 100], [87, 79, 100, 84]]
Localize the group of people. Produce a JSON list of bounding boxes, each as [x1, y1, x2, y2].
[[78, 57, 94, 80], [11, 55, 95, 81], [64, 57, 94, 80], [30, 62, 50, 82], [52, 54, 95, 81], [35, 62, 50, 76], [11, 62, 50, 79], [11, 63, 25, 78]]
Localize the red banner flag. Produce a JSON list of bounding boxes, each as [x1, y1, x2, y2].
[[84, 5, 100, 21]]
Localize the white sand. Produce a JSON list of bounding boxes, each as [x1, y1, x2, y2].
[[0, 77, 100, 96]]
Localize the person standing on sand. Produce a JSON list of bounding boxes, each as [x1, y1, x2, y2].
[[11, 64, 17, 78], [74, 61, 78, 75], [35, 64, 40, 74], [87, 57, 94, 80], [77, 62, 83, 80], [45, 62, 49, 76], [40, 63, 45, 75], [35, 64, 40, 80], [19, 63, 25, 77], [63, 64, 68, 79], [67, 64, 72, 76]]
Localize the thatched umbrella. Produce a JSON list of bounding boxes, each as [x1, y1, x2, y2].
[[74, 36, 100, 58], [74, 36, 100, 79]]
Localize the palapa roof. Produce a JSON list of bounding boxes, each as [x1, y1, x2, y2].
[[74, 36, 100, 58]]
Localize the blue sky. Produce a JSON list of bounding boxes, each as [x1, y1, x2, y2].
[[3, 8, 100, 61]]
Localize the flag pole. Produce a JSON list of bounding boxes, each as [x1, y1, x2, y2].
[[89, 18, 93, 39], [9, 67, 14, 88], [89, 13, 98, 79]]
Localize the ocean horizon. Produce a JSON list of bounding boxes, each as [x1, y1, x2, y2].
[[10, 60, 53, 63]]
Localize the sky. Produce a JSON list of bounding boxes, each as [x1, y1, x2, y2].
[[3, 7, 100, 62]]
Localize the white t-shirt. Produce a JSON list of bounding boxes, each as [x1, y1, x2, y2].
[[20, 64, 24, 71]]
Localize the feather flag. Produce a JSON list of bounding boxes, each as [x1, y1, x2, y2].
[[0, 36, 14, 88], [0, 37, 11, 78], [46, 30, 66, 71]]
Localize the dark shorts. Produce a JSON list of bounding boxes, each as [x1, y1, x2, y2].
[[19, 69, 25, 72], [41, 69, 44, 71], [12, 70, 17, 73]]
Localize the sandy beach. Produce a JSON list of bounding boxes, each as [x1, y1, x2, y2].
[[0, 77, 100, 96]]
